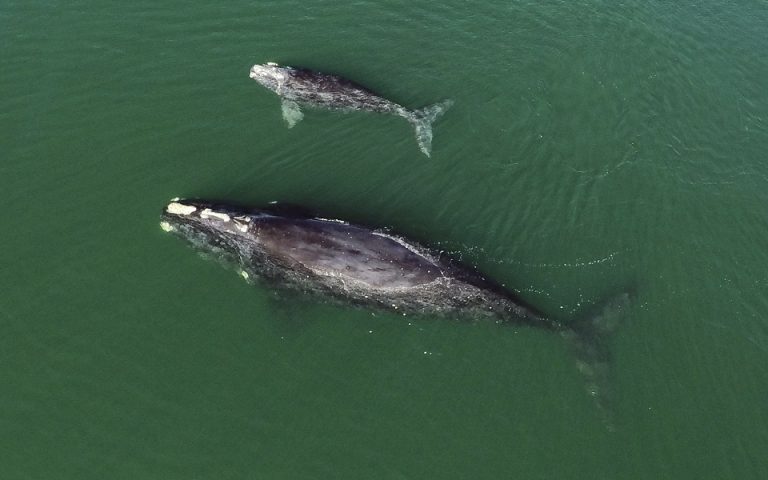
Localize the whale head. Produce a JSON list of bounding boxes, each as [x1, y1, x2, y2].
[[249, 62, 289, 91], [160, 199, 262, 267]]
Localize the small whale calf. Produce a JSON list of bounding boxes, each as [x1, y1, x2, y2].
[[161, 198, 630, 424], [249, 62, 453, 157]]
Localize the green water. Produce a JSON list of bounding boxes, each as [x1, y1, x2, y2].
[[3, 1, 768, 478]]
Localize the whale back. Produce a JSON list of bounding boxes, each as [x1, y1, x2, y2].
[[280, 68, 400, 113], [253, 216, 442, 289]]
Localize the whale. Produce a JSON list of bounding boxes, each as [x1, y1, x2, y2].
[[249, 62, 453, 157], [160, 198, 630, 425], [160, 199, 553, 325]]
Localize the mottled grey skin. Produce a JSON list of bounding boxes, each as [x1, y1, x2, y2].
[[250, 63, 406, 115], [249, 62, 452, 156], [160, 198, 557, 329]]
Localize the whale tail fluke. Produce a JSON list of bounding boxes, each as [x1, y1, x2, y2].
[[562, 292, 633, 430], [408, 100, 453, 157]]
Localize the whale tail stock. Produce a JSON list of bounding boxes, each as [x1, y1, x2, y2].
[[559, 292, 633, 430], [407, 99, 454, 157]]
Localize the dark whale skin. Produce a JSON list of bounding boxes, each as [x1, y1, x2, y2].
[[160, 199, 558, 329], [160, 198, 633, 428]]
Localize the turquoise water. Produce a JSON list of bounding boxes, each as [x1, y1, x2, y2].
[[3, 1, 768, 478]]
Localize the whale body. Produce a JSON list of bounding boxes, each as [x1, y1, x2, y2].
[[160, 198, 630, 426], [249, 62, 452, 157], [160, 199, 554, 327]]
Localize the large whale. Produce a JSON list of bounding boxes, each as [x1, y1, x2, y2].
[[160, 198, 629, 425], [249, 62, 453, 157]]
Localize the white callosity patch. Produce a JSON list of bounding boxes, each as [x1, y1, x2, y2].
[[166, 202, 197, 216], [200, 209, 230, 222], [234, 222, 249, 233], [159, 221, 174, 232], [250, 64, 289, 94], [233, 216, 251, 233]]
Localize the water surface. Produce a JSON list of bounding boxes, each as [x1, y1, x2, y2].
[[2, 1, 768, 478]]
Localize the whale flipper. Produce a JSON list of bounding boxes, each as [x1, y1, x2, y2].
[[408, 99, 453, 157], [281, 100, 304, 128]]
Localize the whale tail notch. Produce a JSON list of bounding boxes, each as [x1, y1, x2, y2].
[[561, 292, 633, 431], [408, 99, 453, 157]]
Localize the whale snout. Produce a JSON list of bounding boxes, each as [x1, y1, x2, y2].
[[249, 62, 286, 86], [250, 63, 279, 76], [160, 199, 257, 268], [249, 65, 263, 79], [163, 199, 232, 223], [165, 200, 198, 216], [161, 199, 254, 236]]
